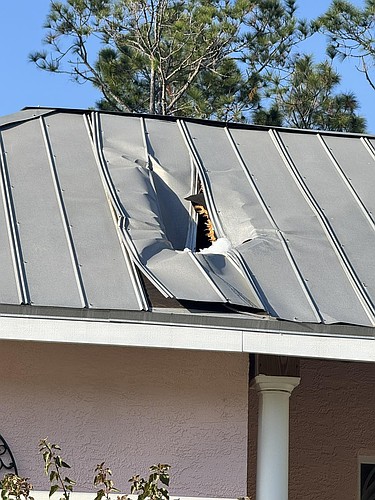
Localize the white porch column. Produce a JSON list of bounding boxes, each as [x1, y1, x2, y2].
[[251, 374, 300, 500]]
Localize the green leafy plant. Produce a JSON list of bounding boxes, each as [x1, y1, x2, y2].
[[93, 462, 119, 500], [129, 464, 170, 500], [39, 439, 76, 500], [0, 474, 34, 500], [1, 442, 172, 500]]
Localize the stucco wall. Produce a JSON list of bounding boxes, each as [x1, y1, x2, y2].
[[0, 340, 248, 497], [247, 357, 375, 500]]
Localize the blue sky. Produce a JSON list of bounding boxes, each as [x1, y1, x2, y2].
[[0, 0, 373, 132]]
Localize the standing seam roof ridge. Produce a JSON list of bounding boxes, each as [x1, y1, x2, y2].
[[226, 127, 323, 323], [177, 119, 225, 238], [0, 131, 29, 304], [140, 117, 168, 238], [40, 116, 88, 308], [93, 112, 173, 300], [141, 117, 230, 303], [271, 129, 375, 326], [141, 119, 229, 302], [177, 119, 265, 309], [186, 251, 227, 302], [93, 114, 149, 311], [362, 137, 375, 160], [90, 112, 151, 309], [183, 159, 199, 250]]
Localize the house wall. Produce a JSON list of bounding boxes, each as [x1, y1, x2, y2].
[[0, 340, 248, 498], [248, 357, 375, 500]]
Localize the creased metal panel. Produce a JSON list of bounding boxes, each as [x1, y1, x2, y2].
[[143, 249, 230, 302], [99, 114, 168, 254], [185, 123, 275, 246], [185, 123, 319, 322], [99, 114, 263, 306], [0, 118, 83, 307], [0, 109, 55, 128], [279, 131, 375, 323], [99, 114, 229, 303], [195, 253, 263, 308], [237, 236, 320, 322], [231, 128, 373, 325], [144, 118, 193, 250], [44, 113, 142, 310]]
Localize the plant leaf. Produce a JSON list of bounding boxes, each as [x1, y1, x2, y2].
[[160, 476, 169, 486], [49, 485, 59, 497]]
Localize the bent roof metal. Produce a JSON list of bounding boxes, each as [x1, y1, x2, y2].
[[0, 107, 375, 327]]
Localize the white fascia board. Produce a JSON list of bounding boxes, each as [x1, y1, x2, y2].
[[0, 315, 243, 352], [0, 315, 375, 362], [242, 329, 375, 363]]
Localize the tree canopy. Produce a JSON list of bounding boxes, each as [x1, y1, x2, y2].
[[318, 0, 375, 92], [30, 0, 371, 131], [253, 54, 367, 131]]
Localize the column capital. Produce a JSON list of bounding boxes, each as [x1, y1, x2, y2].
[[251, 374, 300, 395]]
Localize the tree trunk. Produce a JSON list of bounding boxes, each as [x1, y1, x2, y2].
[[149, 61, 156, 114]]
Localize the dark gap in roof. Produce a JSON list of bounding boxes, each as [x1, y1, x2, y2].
[[186, 191, 217, 251], [138, 272, 184, 309], [178, 300, 264, 315], [223, 303, 267, 316], [195, 209, 213, 251]]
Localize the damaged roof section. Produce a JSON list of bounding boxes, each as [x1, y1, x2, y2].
[[0, 108, 375, 327]]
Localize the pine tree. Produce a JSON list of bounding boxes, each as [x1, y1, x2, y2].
[[318, 0, 375, 91], [253, 54, 366, 132], [30, 0, 311, 120]]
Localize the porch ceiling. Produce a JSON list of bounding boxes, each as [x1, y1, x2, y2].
[[0, 107, 375, 328]]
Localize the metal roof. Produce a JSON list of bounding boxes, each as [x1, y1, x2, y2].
[[1, 107, 375, 327]]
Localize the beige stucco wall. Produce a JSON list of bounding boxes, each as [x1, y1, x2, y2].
[[0, 340, 248, 497], [248, 357, 375, 500]]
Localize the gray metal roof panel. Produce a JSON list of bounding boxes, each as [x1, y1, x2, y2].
[[1, 107, 375, 327], [98, 114, 261, 307], [44, 113, 143, 310], [0, 135, 21, 304], [144, 118, 194, 250], [0, 109, 55, 128], [0, 118, 84, 307]]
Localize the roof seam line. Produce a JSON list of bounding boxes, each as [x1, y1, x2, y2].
[[177, 119, 225, 238], [140, 117, 169, 238], [178, 120, 254, 303], [92, 113, 173, 300], [228, 128, 321, 317], [0, 131, 29, 304], [178, 120, 265, 309], [318, 134, 375, 237], [271, 129, 375, 326], [184, 157, 199, 250], [40, 116, 89, 308], [89, 112, 150, 309], [362, 137, 375, 160], [226, 127, 323, 323], [186, 251, 227, 302]]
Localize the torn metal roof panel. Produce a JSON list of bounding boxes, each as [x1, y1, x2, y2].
[[1, 107, 375, 328]]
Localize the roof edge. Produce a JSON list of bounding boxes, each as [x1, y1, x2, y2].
[[0, 312, 374, 363], [21, 106, 375, 139]]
